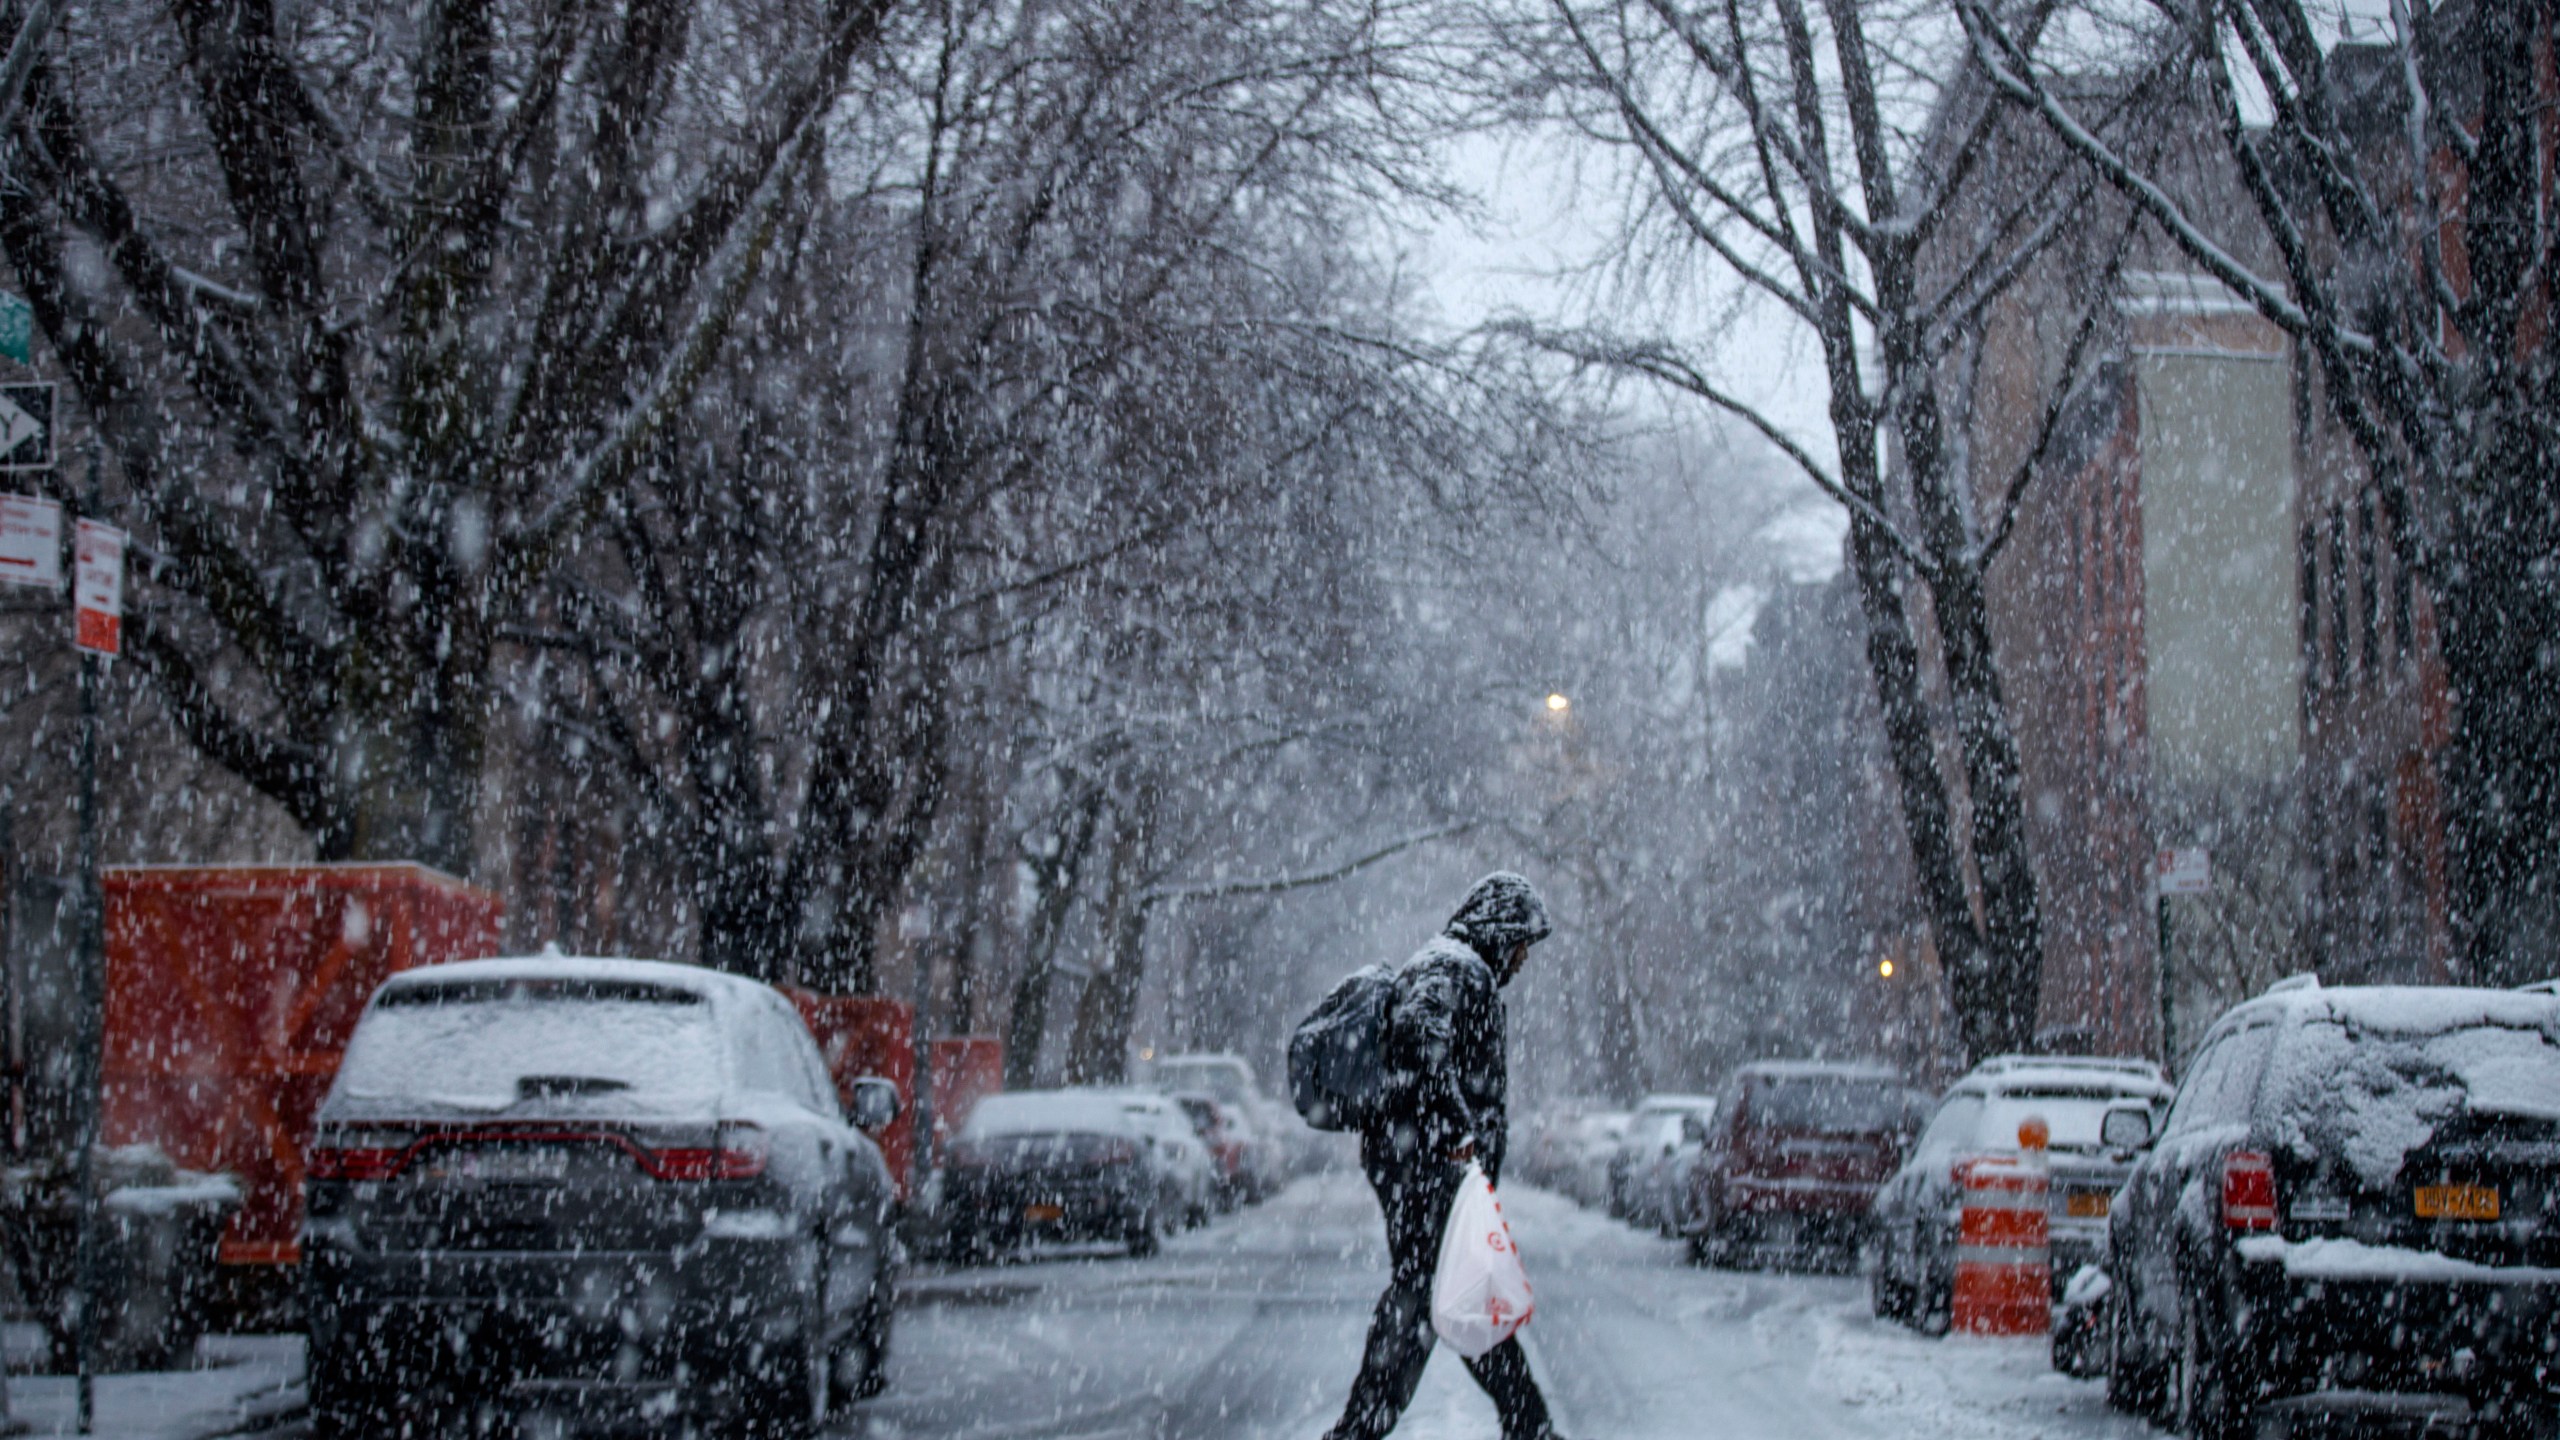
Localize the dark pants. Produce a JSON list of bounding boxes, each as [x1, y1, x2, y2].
[[1325, 1136, 1553, 1440]]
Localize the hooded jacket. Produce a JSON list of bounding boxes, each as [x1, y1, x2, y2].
[[1373, 873, 1551, 1186]]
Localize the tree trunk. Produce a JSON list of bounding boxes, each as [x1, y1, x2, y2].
[[1880, 315, 2045, 1059], [1064, 800, 1155, 1086], [2429, 0, 2560, 987], [335, 627, 492, 878], [1840, 512, 1997, 1052], [945, 783, 1000, 1033], [1003, 785, 1106, 1089]]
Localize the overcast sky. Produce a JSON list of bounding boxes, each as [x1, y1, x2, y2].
[[1399, 130, 1850, 599]]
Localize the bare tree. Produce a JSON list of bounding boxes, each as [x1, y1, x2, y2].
[[0, 0, 903, 873], [1964, 0, 2560, 984], [1493, 0, 2157, 1059]]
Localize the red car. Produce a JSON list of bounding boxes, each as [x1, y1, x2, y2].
[[1683, 1061, 1922, 1268], [1173, 1093, 1252, 1209]]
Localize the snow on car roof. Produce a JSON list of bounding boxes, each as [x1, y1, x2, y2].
[[962, 1090, 1143, 1137], [1976, 1066, 2172, 1100], [1155, 1052, 1255, 1075], [2236, 982, 2560, 1036], [335, 955, 753, 1118], [1631, 1093, 1718, 1112], [1735, 1060, 1902, 1081], [377, 953, 769, 1005]]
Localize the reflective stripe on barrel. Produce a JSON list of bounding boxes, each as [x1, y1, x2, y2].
[[1950, 1157, 2051, 1337]]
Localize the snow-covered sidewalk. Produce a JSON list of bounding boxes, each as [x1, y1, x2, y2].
[[2, 1330, 301, 1440], [1387, 1182, 2152, 1440]]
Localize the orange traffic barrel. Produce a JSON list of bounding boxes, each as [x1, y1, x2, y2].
[[1951, 1151, 2051, 1336]]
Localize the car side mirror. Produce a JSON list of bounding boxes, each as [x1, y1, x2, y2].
[[848, 1076, 903, 1133], [2100, 1106, 2154, 1151]]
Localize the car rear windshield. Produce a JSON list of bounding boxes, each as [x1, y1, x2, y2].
[[961, 1093, 1138, 1139], [1748, 1077, 1905, 1133], [2265, 1019, 2560, 1187], [1982, 1090, 2150, 1152], [336, 978, 725, 1112]]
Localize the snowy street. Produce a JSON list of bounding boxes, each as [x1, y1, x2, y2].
[[9, 1169, 2147, 1440], [854, 1172, 2143, 1440]]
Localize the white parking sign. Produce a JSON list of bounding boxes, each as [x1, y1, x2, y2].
[[2156, 847, 2211, 897], [0, 492, 61, 588], [74, 518, 123, 656]]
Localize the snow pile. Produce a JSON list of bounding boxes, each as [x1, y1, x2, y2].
[[2235, 1235, 2560, 1284], [3, 1331, 302, 1440], [101, 1174, 240, 1218]]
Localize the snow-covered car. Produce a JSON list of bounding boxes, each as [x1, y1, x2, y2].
[[939, 1089, 1205, 1259], [303, 956, 903, 1438], [1867, 1055, 2171, 1332], [1174, 1093, 1275, 1207], [1685, 1062, 1920, 1267], [1550, 1111, 1633, 1207], [1109, 1090, 1219, 1225], [1150, 1051, 1300, 1181], [1610, 1094, 1718, 1229], [2098, 978, 2560, 1439]]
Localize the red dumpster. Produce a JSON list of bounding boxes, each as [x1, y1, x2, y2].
[[786, 993, 918, 1197], [926, 1035, 1005, 1161], [101, 864, 503, 1268]]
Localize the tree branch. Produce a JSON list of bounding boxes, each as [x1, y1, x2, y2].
[[1144, 820, 1479, 907]]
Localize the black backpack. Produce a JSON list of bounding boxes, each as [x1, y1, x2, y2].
[[1288, 963, 1399, 1132]]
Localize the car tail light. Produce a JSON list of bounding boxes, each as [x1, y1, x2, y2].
[[308, 1127, 417, 1181], [2223, 1150, 2278, 1231], [643, 1123, 768, 1181]]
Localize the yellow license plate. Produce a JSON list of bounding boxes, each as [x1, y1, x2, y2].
[[2414, 1184, 2500, 1221], [2066, 1192, 2110, 1219], [1024, 1203, 1065, 1222]]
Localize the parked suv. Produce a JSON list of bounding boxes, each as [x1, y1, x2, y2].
[[303, 956, 904, 1438], [2100, 978, 2560, 1438], [1685, 1061, 1921, 1267], [1868, 1055, 2171, 1332]]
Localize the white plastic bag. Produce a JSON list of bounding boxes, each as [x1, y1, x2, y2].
[[1430, 1161, 1534, 1358]]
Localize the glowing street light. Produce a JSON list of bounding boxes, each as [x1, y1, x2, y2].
[[1878, 958, 1897, 979], [1545, 693, 1571, 714]]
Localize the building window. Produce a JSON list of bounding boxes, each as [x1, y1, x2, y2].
[[2328, 502, 2351, 687], [2357, 490, 2380, 675]]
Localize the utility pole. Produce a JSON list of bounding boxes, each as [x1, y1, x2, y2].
[[0, 790, 18, 1440], [69, 447, 104, 1434], [2153, 847, 2210, 1079], [906, 907, 937, 1212], [1, 785, 18, 1154], [2156, 895, 2175, 1077]]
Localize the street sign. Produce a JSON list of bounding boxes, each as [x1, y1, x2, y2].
[[0, 492, 61, 589], [0, 292, 32, 365], [73, 519, 123, 656], [2157, 847, 2211, 897], [0, 382, 54, 469]]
